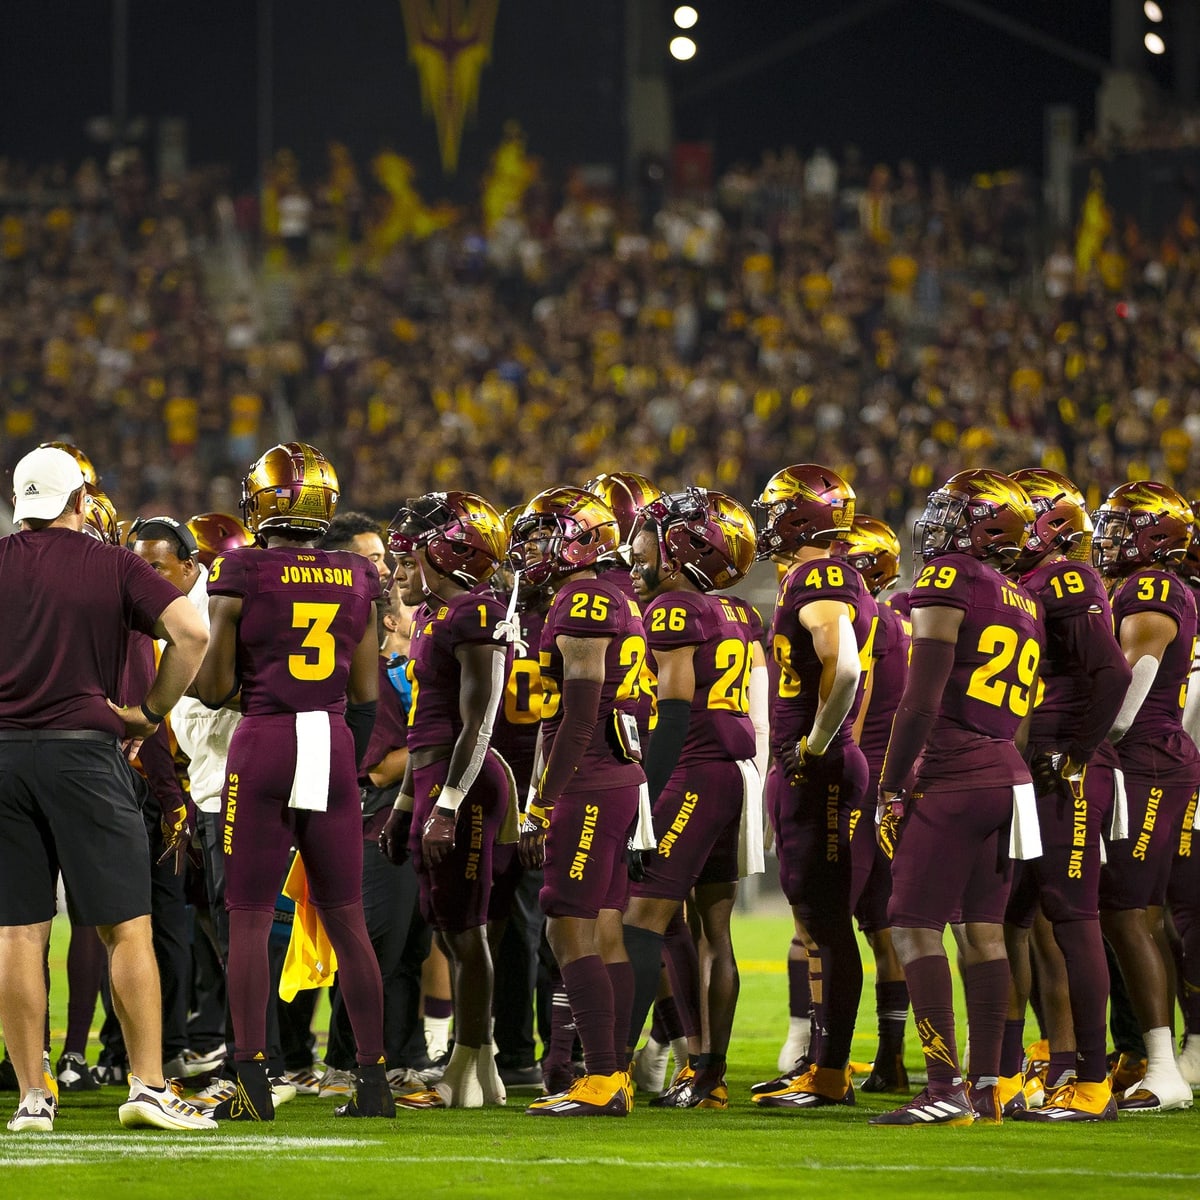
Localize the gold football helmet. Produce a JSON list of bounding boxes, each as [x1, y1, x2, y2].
[[840, 515, 901, 596], [1010, 468, 1093, 569], [509, 486, 621, 586], [82, 483, 119, 545], [583, 471, 662, 545], [241, 442, 339, 540], [188, 512, 255, 568]]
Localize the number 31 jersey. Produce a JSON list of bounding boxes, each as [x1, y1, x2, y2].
[[907, 552, 1043, 785], [643, 590, 757, 764], [207, 546, 380, 716]]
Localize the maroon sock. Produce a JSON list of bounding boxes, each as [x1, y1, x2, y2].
[[607, 960, 634, 1065], [1051, 918, 1110, 1083], [904, 954, 960, 1086], [816, 929, 863, 1069], [65, 925, 107, 1056], [546, 985, 577, 1068], [228, 909, 274, 1059], [561, 955, 617, 1075], [424, 996, 453, 1021], [875, 978, 909, 1058], [788, 941, 811, 1019], [651, 996, 682, 1043], [963, 958, 1010, 1081], [662, 911, 701, 1038], [318, 901, 385, 1065], [1000, 1017, 1026, 1078]]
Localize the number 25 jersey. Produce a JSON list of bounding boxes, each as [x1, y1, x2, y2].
[[907, 553, 1042, 786], [207, 546, 380, 716]]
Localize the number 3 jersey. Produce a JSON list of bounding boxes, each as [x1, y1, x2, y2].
[[642, 590, 757, 764], [539, 575, 647, 789], [206, 546, 381, 715], [905, 552, 1043, 787], [768, 557, 877, 759]]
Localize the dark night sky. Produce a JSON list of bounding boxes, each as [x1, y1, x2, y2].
[[0, 1, 1133, 191]]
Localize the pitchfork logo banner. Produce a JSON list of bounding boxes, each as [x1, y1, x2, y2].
[[399, 0, 499, 175]]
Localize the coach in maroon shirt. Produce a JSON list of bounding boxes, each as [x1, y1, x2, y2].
[[0, 446, 210, 1133]]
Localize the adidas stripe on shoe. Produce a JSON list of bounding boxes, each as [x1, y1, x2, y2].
[[119, 1076, 217, 1130], [7, 1088, 55, 1132]]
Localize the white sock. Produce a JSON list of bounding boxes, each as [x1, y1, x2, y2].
[[424, 1014, 452, 1061], [787, 1016, 811, 1051], [670, 1037, 691, 1074], [434, 1044, 482, 1108], [1144, 1027, 1182, 1080], [475, 1041, 507, 1105]]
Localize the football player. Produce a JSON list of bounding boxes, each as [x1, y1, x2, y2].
[[186, 512, 254, 569], [871, 470, 1042, 1127], [839, 515, 912, 1094], [509, 487, 648, 1117], [1093, 482, 1198, 1112], [380, 492, 511, 1109], [195, 442, 393, 1121], [1002, 469, 1132, 1122], [622, 487, 759, 1110], [750, 464, 875, 1111]]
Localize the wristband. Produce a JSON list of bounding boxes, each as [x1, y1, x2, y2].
[[392, 792, 415, 813], [141, 700, 166, 725], [436, 784, 466, 813], [524, 801, 553, 831]]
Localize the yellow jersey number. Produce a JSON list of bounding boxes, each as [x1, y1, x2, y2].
[[965, 624, 1040, 716], [708, 638, 752, 713], [288, 602, 339, 682], [504, 658, 543, 725], [914, 564, 958, 590]]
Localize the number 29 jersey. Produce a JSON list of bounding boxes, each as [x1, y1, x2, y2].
[[207, 546, 381, 716], [643, 590, 757, 764], [539, 575, 647, 789], [907, 553, 1043, 785]]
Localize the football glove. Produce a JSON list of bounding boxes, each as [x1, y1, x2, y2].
[[421, 805, 458, 868], [158, 801, 197, 876], [876, 789, 906, 861], [782, 734, 822, 781], [626, 836, 648, 883], [379, 808, 413, 865], [518, 801, 553, 870]]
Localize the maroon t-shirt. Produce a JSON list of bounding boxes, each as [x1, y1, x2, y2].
[[1110, 567, 1200, 782], [206, 546, 380, 716], [120, 633, 186, 813], [644, 590, 757, 764], [767, 556, 877, 757], [1020, 559, 1127, 757], [904, 553, 1043, 786], [362, 656, 409, 776], [405, 590, 507, 753], [0, 529, 181, 733], [539, 574, 646, 788], [859, 598, 912, 772], [489, 606, 547, 795]]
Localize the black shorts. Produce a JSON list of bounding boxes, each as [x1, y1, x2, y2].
[[0, 733, 152, 926]]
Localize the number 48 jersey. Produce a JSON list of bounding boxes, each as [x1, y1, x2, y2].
[[207, 546, 381, 716], [907, 552, 1043, 785], [643, 591, 757, 764]]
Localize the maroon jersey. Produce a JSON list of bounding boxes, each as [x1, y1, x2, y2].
[[361, 656, 409, 776], [859, 598, 912, 771], [1110, 567, 1200, 782], [724, 593, 768, 654], [0, 529, 181, 733], [643, 590, 757, 764], [1020, 559, 1125, 755], [405, 590, 507, 753], [768, 556, 877, 757], [489, 606, 547, 795], [906, 553, 1042, 786], [600, 562, 655, 738], [206, 545, 380, 716], [539, 575, 646, 789]]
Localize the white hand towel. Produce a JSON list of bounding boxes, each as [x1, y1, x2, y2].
[[737, 759, 765, 877], [1110, 769, 1129, 841], [1009, 781, 1042, 860], [288, 711, 331, 812]]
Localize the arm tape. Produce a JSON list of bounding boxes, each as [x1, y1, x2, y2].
[[1108, 654, 1160, 744], [808, 613, 862, 755], [442, 649, 506, 810]]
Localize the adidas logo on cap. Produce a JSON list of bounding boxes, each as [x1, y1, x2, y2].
[[24, 484, 38, 495]]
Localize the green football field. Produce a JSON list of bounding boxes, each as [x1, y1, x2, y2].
[[6, 912, 1199, 1199]]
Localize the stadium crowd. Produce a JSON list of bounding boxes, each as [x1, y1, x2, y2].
[[4, 140, 1200, 1133]]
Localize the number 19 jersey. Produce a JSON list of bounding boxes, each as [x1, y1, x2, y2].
[[207, 546, 380, 716]]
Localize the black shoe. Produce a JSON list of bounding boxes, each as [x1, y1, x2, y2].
[[334, 1064, 396, 1118], [499, 1064, 544, 1088], [56, 1052, 101, 1092], [213, 1061, 275, 1122], [860, 1053, 910, 1094], [0, 1057, 18, 1092]]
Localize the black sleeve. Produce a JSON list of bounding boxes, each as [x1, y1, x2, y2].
[[346, 700, 377, 776], [643, 698, 691, 805]]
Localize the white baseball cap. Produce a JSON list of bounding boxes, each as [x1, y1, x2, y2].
[[12, 446, 87, 523]]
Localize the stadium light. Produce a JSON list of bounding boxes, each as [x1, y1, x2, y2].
[[670, 35, 697, 60], [674, 6, 699, 29], [1144, 2, 1163, 22], [1145, 30, 1166, 53]]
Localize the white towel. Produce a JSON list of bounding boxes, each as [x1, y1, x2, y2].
[[631, 781, 657, 851], [1009, 781, 1042, 860], [1110, 769, 1129, 841], [736, 759, 765, 877], [1194, 792, 1200, 832], [288, 711, 331, 812]]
